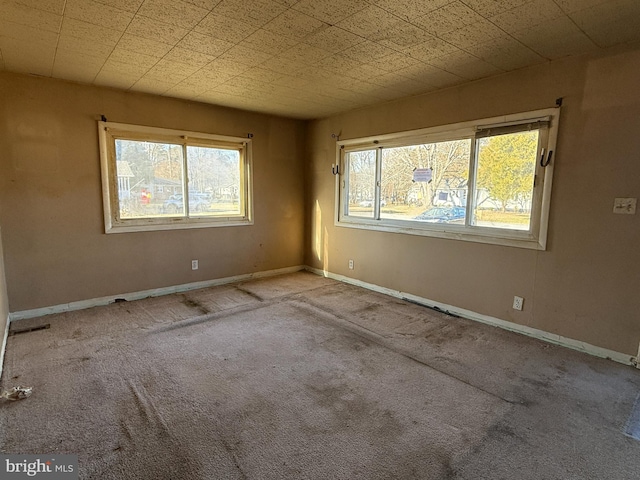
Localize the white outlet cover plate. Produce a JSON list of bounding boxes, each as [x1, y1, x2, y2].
[[513, 296, 524, 311], [613, 197, 637, 214]]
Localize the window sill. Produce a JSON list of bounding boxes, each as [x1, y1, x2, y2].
[[335, 217, 545, 250], [105, 217, 254, 234]]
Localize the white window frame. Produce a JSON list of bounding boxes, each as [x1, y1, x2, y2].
[[335, 108, 560, 250], [99, 121, 253, 234]]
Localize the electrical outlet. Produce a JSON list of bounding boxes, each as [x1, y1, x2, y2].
[[613, 197, 637, 214], [513, 296, 524, 311], [348, 259, 354, 270], [191, 260, 198, 270]]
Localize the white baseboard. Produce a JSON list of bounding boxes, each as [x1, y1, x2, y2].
[[8, 264, 636, 368], [9, 265, 305, 322], [306, 267, 637, 367], [0, 314, 9, 381]]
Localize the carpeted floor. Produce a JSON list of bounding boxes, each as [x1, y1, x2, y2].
[[1, 271, 639, 479]]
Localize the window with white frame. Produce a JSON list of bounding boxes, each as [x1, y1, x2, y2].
[[99, 122, 252, 233], [336, 108, 560, 250]]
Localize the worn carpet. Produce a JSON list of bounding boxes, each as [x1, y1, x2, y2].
[[1, 272, 639, 479]]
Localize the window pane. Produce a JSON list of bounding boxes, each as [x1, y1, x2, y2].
[[115, 140, 184, 218], [346, 150, 377, 218], [187, 146, 241, 217], [473, 130, 539, 231], [381, 139, 470, 224]]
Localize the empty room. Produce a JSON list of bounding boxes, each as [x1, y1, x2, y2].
[[1, 0, 639, 478]]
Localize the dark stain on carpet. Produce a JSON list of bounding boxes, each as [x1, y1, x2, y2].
[[181, 295, 210, 315], [234, 286, 264, 302]]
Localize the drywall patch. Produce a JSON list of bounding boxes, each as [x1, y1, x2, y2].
[[624, 394, 640, 441]]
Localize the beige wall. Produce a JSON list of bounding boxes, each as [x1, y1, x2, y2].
[[305, 45, 640, 355], [0, 72, 306, 312], [1, 46, 639, 357]]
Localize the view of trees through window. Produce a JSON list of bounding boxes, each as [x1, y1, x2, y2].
[[115, 140, 241, 219], [345, 129, 540, 231], [474, 131, 538, 230], [380, 139, 470, 223], [347, 150, 376, 218]]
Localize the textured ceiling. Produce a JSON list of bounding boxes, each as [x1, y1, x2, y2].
[[1, 0, 639, 119]]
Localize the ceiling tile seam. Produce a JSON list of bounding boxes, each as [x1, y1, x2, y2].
[[250, 8, 341, 75], [107, 3, 452, 104], [258, 6, 332, 42], [369, 0, 456, 24], [49, 0, 69, 77], [89, 1, 220, 88], [341, 1, 436, 32], [369, 1, 550, 72], [89, 1, 149, 85], [126, 55, 196, 93], [261, 4, 444, 67], [195, 10, 270, 43], [172, 9, 324, 98], [279, 21, 435, 80], [91, 0, 141, 13], [12, 0, 63, 15], [372, 2, 460, 43], [92, 1, 218, 90], [25, 0, 621, 119], [548, 0, 602, 49], [457, 0, 510, 21], [457, 34, 550, 70], [169, 8, 277, 93], [454, 0, 555, 65], [167, 54, 247, 95], [369, 2, 486, 69], [398, 53, 472, 83], [290, 0, 369, 27]]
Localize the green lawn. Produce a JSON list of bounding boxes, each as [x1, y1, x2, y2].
[[349, 204, 531, 224], [475, 210, 530, 225]]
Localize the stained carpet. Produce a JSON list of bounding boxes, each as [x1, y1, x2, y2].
[[1, 272, 639, 479]]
